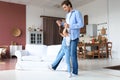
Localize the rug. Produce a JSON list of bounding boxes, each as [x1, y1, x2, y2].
[[105, 65, 120, 70]]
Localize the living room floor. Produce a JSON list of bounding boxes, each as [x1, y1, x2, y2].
[[0, 57, 120, 80], [0, 58, 16, 70]]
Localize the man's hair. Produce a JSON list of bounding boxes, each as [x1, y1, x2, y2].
[[61, 0, 72, 8]]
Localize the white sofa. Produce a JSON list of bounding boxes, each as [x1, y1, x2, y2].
[[15, 44, 67, 70]]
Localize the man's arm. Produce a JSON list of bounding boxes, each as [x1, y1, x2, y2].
[[65, 11, 84, 30]]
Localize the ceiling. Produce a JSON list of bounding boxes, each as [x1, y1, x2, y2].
[[0, 0, 95, 9]]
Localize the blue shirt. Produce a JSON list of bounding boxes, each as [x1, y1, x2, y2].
[[66, 9, 84, 40]]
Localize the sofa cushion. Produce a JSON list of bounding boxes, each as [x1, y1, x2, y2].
[[22, 56, 43, 61], [46, 44, 61, 61], [25, 44, 47, 57]]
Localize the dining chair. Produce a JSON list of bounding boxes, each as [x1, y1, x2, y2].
[[82, 43, 95, 59], [0, 46, 8, 59], [107, 42, 112, 58], [77, 42, 84, 59], [99, 42, 107, 58]]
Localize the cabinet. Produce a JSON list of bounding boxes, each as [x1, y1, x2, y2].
[[41, 16, 63, 45], [29, 31, 43, 44], [10, 45, 22, 57], [86, 24, 97, 37], [80, 15, 88, 34]]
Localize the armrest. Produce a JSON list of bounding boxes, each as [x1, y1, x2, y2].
[[15, 50, 29, 61]]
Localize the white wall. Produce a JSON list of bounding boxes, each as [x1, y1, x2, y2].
[[77, 0, 120, 58], [77, 0, 109, 38], [26, 5, 65, 44], [26, 0, 120, 58], [78, 0, 108, 24], [108, 0, 120, 58]]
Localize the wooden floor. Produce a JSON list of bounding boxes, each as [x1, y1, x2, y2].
[[0, 58, 16, 70]]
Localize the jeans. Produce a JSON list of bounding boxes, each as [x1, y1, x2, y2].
[[52, 45, 71, 73], [64, 46, 71, 73], [52, 48, 64, 70], [70, 38, 79, 75]]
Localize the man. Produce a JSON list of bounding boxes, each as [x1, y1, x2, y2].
[[61, 0, 84, 76], [49, 0, 83, 77]]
